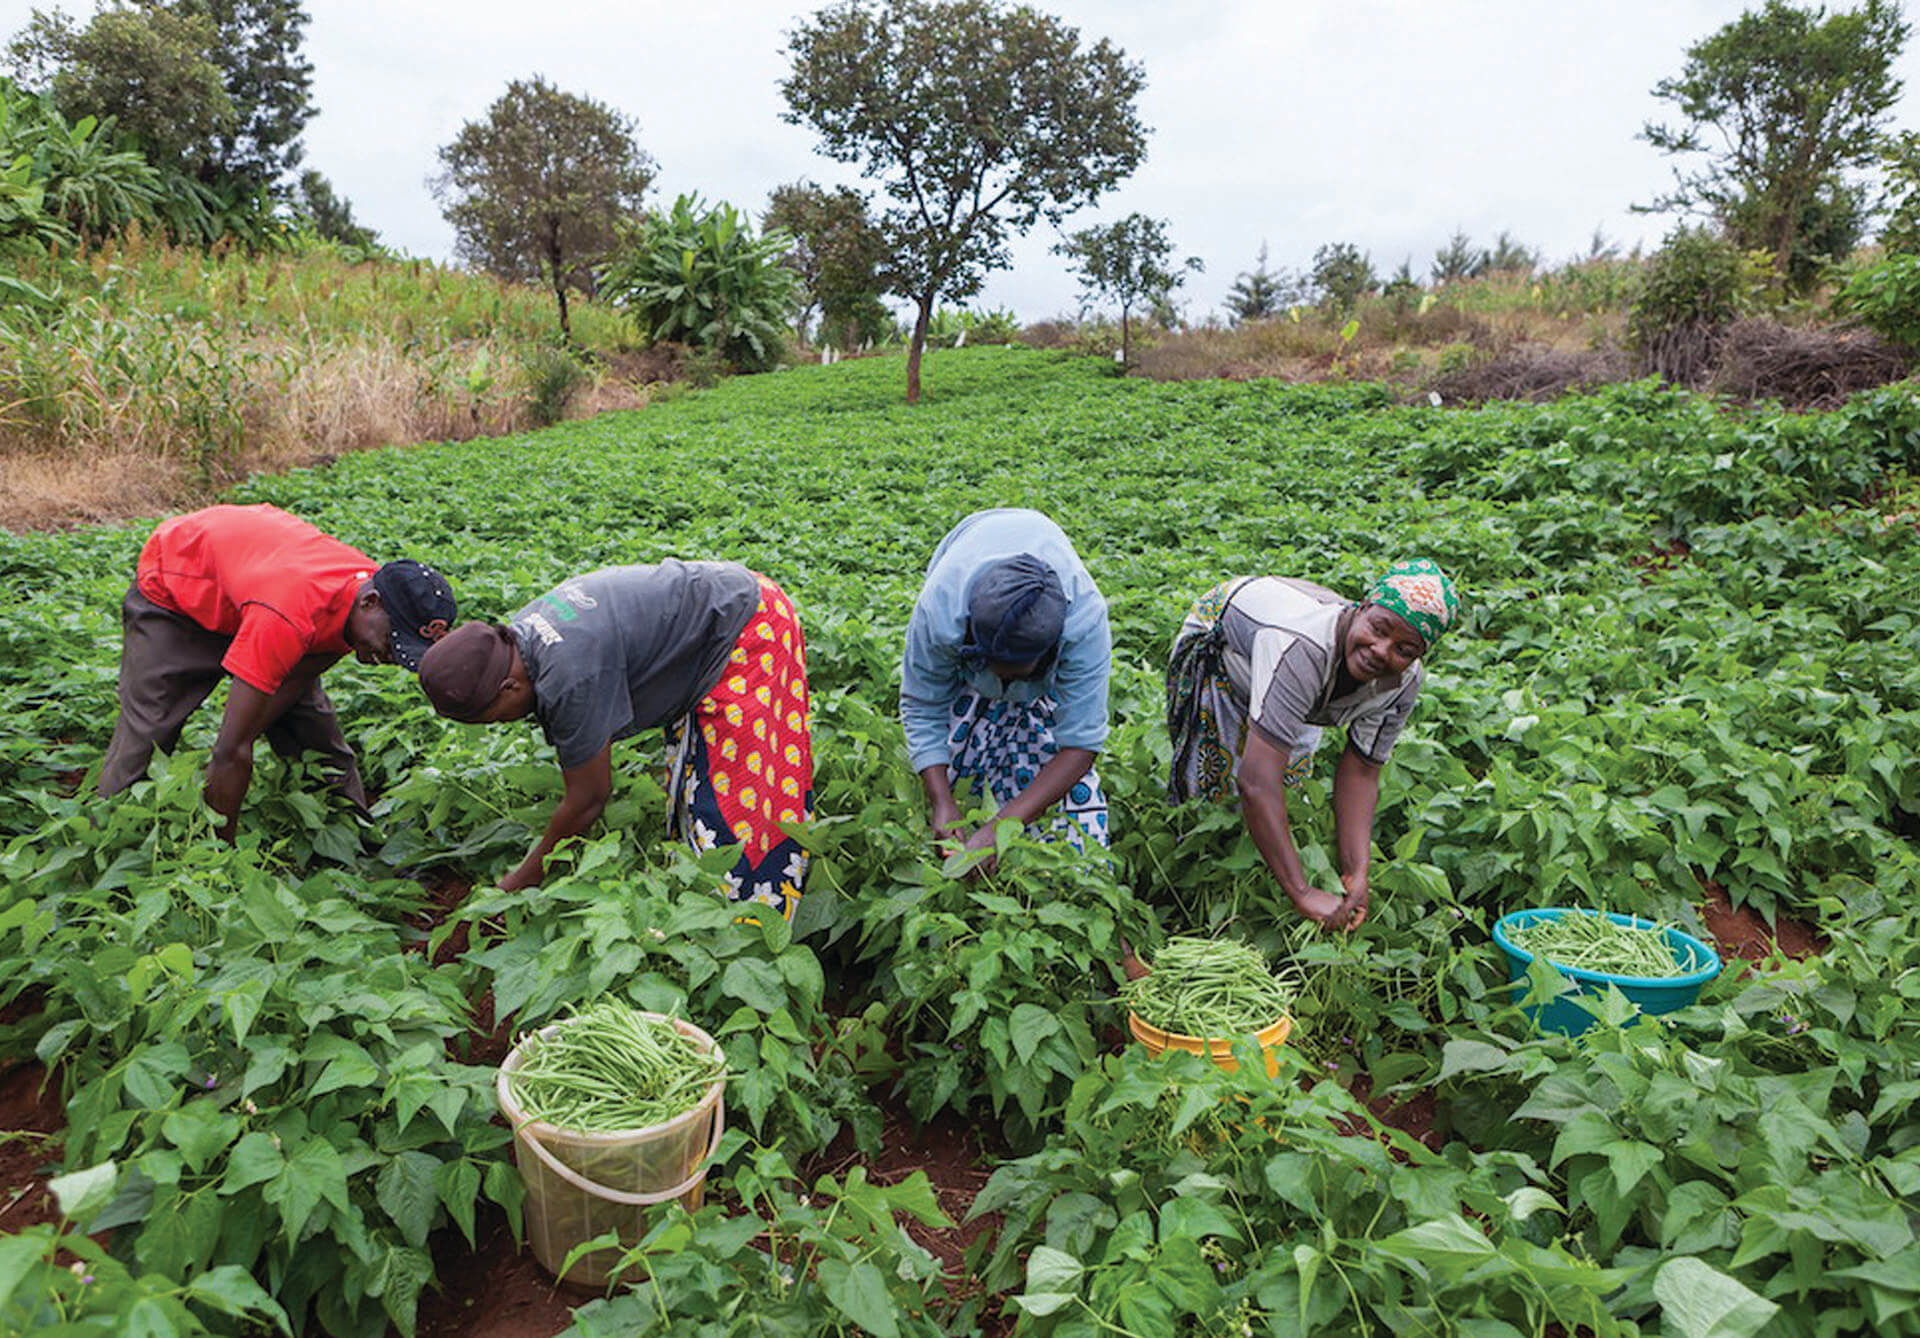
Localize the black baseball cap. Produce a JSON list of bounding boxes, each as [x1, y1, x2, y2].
[[370, 560, 457, 671]]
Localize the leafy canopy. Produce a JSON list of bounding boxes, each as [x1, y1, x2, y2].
[[7, 4, 233, 173], [432, 75, 655, 341], [1054, 212, 1200, 366], [763, 180, 891, 351], [781, 0, 1146, 400], [1640, 0, 1909, 288]]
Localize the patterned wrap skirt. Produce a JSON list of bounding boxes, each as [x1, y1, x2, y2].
[[666, 574, 813, 921], [1166, 579, 1318, 803], [947, 691, 1110, 851]]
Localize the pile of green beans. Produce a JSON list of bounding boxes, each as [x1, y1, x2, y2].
[[1508, 912, 1703, 978], [508, 1000, 725, 1133], [1123, 936, 1295, 1038]]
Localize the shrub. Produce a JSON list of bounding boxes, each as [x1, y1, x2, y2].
[[1628, 227, 1751, 384], [597, 194, 797, 373], [1835, 252, 1920, 353], [521, 343, 588, 426]]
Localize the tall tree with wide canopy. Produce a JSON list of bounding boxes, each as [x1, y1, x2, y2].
[[782, 0, 1147, 402], [1640, 0, 1908, 289], [432, 76, 655, 342]]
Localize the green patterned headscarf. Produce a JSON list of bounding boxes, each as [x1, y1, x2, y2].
[[1365, 559, 1459, 650]]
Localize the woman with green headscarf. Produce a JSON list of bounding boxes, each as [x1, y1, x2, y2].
[[1165, 560, 1459, 929]]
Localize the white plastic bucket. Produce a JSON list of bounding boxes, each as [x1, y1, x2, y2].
[[496, 1013, 726, 1287]]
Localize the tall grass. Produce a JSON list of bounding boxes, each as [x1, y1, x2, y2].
[[1135, 263, 1637, 387], [0, 232, 648, 529]]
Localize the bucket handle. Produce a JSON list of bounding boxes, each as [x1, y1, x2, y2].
[[516, 1093, 726, 1207]]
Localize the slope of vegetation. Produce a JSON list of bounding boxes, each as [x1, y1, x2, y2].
[[3, 347, 1919, 1335]]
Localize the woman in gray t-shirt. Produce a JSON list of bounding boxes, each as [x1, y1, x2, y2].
[[417, 561, 815, 922], [1166, 560, 1458, 930]]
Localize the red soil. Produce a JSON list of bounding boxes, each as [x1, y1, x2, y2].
[[0, 1062, 65, 1234], [1698, 881, 1827, 970]]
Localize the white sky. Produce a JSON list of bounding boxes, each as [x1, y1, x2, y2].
[[16, 0, 1920, 320]]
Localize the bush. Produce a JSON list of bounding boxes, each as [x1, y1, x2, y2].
[[522, 344, 588, 426], [1628, 228, 1752, 384], [597, 194, 797, 373], [1835, 252, 1920, 354]]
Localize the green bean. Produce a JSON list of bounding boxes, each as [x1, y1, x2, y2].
[[1508, 911, 1703, 979], [508, 999, 725, 1133], [1123, 936, 1295, 1038]]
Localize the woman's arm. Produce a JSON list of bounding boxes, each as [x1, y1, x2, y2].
[[1238, 729, 1343, 925], [955, 747, 1098, 875], [1329, 746, 1383, 929], [501, 744, 614, 891]]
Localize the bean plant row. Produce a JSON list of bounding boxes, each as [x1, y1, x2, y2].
[[2, 348, 1918, 1337]]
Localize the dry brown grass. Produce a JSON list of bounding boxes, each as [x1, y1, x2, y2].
[[1134, 296, 1625, 392], [0, 342, 654, 531]]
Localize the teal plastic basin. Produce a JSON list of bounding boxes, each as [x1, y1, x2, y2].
[[1492, 908, 1722, 1036]]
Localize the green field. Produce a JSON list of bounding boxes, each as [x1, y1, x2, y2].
[[4, 347, 1920, 1335]]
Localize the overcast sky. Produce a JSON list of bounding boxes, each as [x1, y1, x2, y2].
[[234, 2, 1920, 320]]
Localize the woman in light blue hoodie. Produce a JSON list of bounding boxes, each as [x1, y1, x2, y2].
[[901, 509, 1112, 866]]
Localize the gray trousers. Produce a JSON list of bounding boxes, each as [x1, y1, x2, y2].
[[98, 586, 367, 806]]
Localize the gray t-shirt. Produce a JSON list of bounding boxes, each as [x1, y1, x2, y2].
[[1218, 576, 1422, 765], [510, 561, 761, 770]]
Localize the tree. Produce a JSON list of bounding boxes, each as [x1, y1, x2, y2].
[[296, 168, 376, 250], [598, 193, 800, 373], [763, 180, 891, 350], [1224, 243, 1295, 324], [432, 76, 655, 342], [174, 0, 315, 193], [8, 1, 313, 198], [1640, 0, 1908, 288], [1311, 242, 1376, 317], [7, 5, 233, 173], [1430, 229, 1486, 283], [1485, 230, 1537, 274], [1054, 212, 1199, 368], [782, 0, 1147, 402], [1878, 130, 1920, 253]]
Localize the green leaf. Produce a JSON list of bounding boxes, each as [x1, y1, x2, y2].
[[1159, 1194, 1242, 1243], [1603, 1139, 1666, 1196], [123, 1042, 191, 1109], [1653, 1256, 1780, 1338], [185, 1266, 291, 1326], [721, 958, 785, 1013], [817, 1257, 899, 1338], [0, 1229, 48, 1310], [1009, 1002, 1061, 1065], [49, 1160, 118, 1225], [1437, 1039, 1513, 1082], [220, 1132, 284, 1195], [161, 1104, 238, 1175], [436, 1158, 482, 1246], [1026, 1244, 1083, 1292], [265, 1136, 348, 1239], [377, 1151, 442, 1248], [1375, 1214, 1498, 1268], [307, 1037, 380, 1097]]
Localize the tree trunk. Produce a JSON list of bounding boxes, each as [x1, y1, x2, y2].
[[906, 295, 934, 404], [1121, 307, 1131, 369]]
